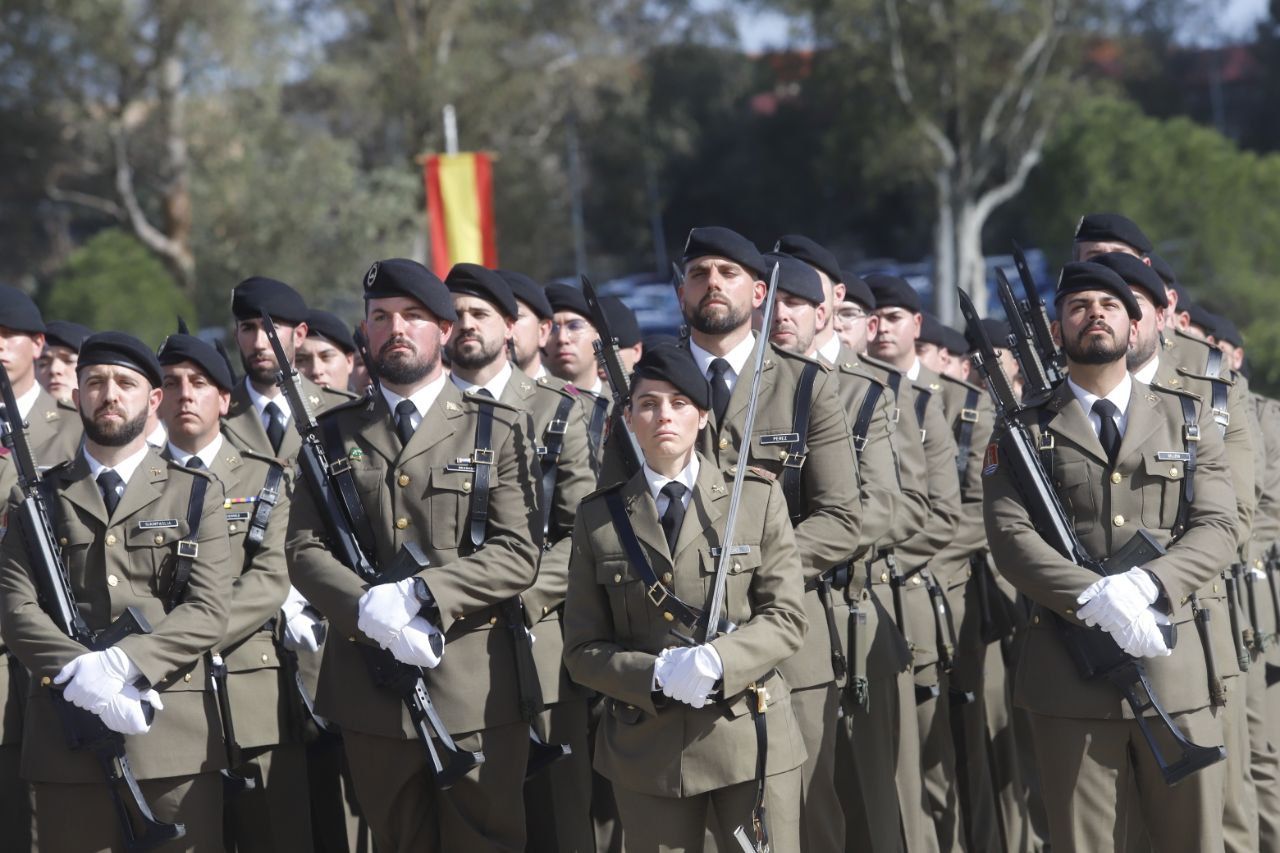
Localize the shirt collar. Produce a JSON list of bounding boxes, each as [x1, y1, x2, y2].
[[146, 422, 168, 449], [1067, 371, 1133, 420], [84, 442, 152, 487], [906, 357, 922, 381], [15, 382, 40, 420], [532, 363, 549, 381], [688, 332, 757, 382], [244, 377, 289, 423], [815, 332, 841, 367], [642, 456, 700, 504], [167, 433, 224, 469], [1132, 354, 1160, 385], [450, 361, 513, 400], [379, 372, 448, 424]]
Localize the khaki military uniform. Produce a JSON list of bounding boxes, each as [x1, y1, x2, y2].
[[287, 382, 542, 852], [563, 457, 809, 850], [984, 378, 1237, 853], [495, 371, 597, 853], [0, 448, 234, 851], [1250, 394, 1280, 853], [222, 376, 353, 464]]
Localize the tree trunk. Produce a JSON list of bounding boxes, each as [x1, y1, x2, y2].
[[933, 169, 958, 325], [956, 201, 989, 322]]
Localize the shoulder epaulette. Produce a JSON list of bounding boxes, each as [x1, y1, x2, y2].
[[463, 390, 522, 415], [238, 447, 286, 470], [54, 397, 77, 413], [938, 372, 983, 394], [767, 341, 832, 371], [167, 459, 218, 483], [855, 352, 902, 377], [742, 465, 776, 483], [1149, 380, 1204, 403], [319, 393, 372, 420], [1175, 363, 1237, 387], [583, 479, 627, 501]]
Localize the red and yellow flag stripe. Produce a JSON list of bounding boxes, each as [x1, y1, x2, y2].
[[424, 153, 497, 278]]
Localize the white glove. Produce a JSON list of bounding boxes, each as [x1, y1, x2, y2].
[[283, 608, 323, 653], [357, 579, 421, 648], [1251, 566, 1268, 582], [1106, 607, 1172, 658], [54, 647, 140, 715], [98, 685, 164, 735], [652, 648, 676, 690], [1076, 568, 1159, 633], [661, 645, 723, 709], [381, 616, 444, 669], [280, 587, 309, 622]]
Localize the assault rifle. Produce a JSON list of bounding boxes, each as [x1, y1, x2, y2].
[[959, 289, 1224, 785], [581, 275, 643, 476], [1010, 241, 1067, 385], [1, 368, 183, 850], [262, 313, 482, 787], [994, 267, 1055, 402]]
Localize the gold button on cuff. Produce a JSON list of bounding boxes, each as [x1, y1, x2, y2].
[[153, 534, 164, 544], [261, 654, 270, 663], [1110, 472, 1122, 484], [662, 572, 673, 584], [106, 534, 117, 546], [107, 575, 119, 588], [398, 474, 410, 487], [395, 518, 408, 530], [663, 612, 674, 622], [40, 676, 51, 687], [1113, 514, 1125, 527], [462, 482, 472, 493]]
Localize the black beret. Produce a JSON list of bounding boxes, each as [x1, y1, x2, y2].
[[1053, 261, 1141, 320], [917, 313, 948, 348], [0, 285, 45, 334], [544, 283, 591, 319], [682, 226, 767, 279], [78, 331, 163, 388], [865, 274, 922, 314], [231, 277, 309, 325], [1168, 279, 1192, 311], [1073, 213, 1153, 254], [599, 296, 641, 348], [965, 318, 1011, 354], [445, 263, 518, 319], [496, 269, 553, 320], [841, 272, 875, 311], [1086, 252, 1168, 308], [305, 310, 356, 354], [157, 333, 234, 391], [629, 343, 710, 411], [941, 325, 971, 356], [1214, 314, 1243, 349], [43, 320, 92, 352], [1186, 303, 1219, 338], [763, 252, 823, 305], [1147, 252, 1176, 286], [774, 234, 841, 283], [362, 259, 457, 323]]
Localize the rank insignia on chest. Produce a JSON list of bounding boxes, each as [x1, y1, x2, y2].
[[309, 395, 320, 406], [44, 410, 59, 421], [982, 443, 1000, 477]]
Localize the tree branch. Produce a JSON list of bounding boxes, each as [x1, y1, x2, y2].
[[977, 0, 1065, 150], [110, 123, 187, 266], [885, 0, 955, 168], [45, 185, 126, 221], [971, 120, 1050, 225]]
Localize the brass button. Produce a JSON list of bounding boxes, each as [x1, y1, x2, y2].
[[613, 573, 622, 583], [349, 635, 357, 642], [662, 572, 673, 584], [1113, 514, 1125, 527], [1065, 608, 1074, 615], [229, 524, 238, 533], [40, 676, 50, 687], [59, 537, 68, 546], [912, 576, 922, 586], [1033, 615, 1040, 625], [106, 534, 117, 546], [778, 449, 788, 461], [395, 518, 408, 530], [489, 616, 498, 626], [261, 654, 270, 663], [107, 575, 119, 588], [541, 606, 549, 616], [728, 466, 738, 475], [398, 474, 411, 487], [462, 482, 472, 493], [1181, 595, 1189, 605], [719, 438, 729, 449], [1214, 583, 1220, 593], [1169, 467, 1180, 478], [184, 673, 192, 683], [154, 534, 164, 544], [663, 612, 674, 622], [1110, 472, 1122, 484], [881, 572, 889, 583]]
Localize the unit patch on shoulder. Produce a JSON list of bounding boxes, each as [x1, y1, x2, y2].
[[982, 443, 1000, 477]]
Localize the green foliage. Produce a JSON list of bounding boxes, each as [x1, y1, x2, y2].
[[1023, 93, 1280, 393], [42, 230, 193, 348]]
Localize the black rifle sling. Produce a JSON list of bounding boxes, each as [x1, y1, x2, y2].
[[1203, 348, 1230, 437], [1036, 408, 1056, 474], [781, 363, 820, 525], [467, 400, 496, 549], [539, 394, 577, 542], [166, 472, 209, 612], [603, 491, 703, 632], [850, 380, 883, 461], [955, 387, 981, 483], [586, 394, 608, 459], [320, 416, 379, 559], [242, 463, 284, 565], [1173, 395, 1199, 540], [914, 386, 932, 443]]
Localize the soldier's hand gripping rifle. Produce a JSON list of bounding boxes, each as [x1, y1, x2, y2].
[[1, 368, 184, 850], [959, 289, 1224, 785], [581, 275, 644, 477], [262, 313, 482, 788]]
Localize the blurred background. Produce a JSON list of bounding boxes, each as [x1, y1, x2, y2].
[[5, 0, 1280, 389]]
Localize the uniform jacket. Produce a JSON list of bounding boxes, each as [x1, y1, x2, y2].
[[0, 448, 233, 781], [984, 378, 1237, 718], [286, 381, 543, 737], [563, 456, 808, 797], [222, 375, 352, 464]]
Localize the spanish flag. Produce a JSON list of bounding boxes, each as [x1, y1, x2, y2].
[[424, 153, 498, 278]]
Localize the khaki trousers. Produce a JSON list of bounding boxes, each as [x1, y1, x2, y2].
[[790, 682, 842, 852], [525, 699, 594, 853], [224, 742, 312, 853], [837, 672, 905, 853]]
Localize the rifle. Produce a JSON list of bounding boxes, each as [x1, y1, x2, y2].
[[581, 275, 644, 476], [261, 313, 482, 788], [0, 368, 184, 850], [959, 289, 1224, 785], [994, 267, 1055, 402], [1010, 241, 1066, 386]]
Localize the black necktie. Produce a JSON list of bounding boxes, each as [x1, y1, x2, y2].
[[708, 359, 731, 425], [659, 481, 688, 554], [263, 402, 285, 454], [395, 399, 417, 446], [186, 456, 205, 470], [1092, 399, 1121, 464], [475, 388, 495, 400], [98, 469, 124, 518]]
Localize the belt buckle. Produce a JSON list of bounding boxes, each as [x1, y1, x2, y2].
[[472, 448, 496, 465], [177, 540, 199, 559], [781, 451, 807, 470], [546, 418, 569, 436], [646, 582, 669, 608], [960, 407, 980, 423], [1184, 424, 1201, 442], [1212, 407, 1230, 427], [852, 434, 868, 452]]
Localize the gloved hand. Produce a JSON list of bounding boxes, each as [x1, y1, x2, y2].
[[1251, 565, 1268, 582], [381, 616, 444, 669], [54, 647, 140, 715], [1106, 607, 1172, 658], [1076, 568, 1160, 633], [281, 587, 323, 652], [660, 645, 723, 709], [652, 648, 675, 690], [98, 685, 164, 736], [357, 578, 421, 648]]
